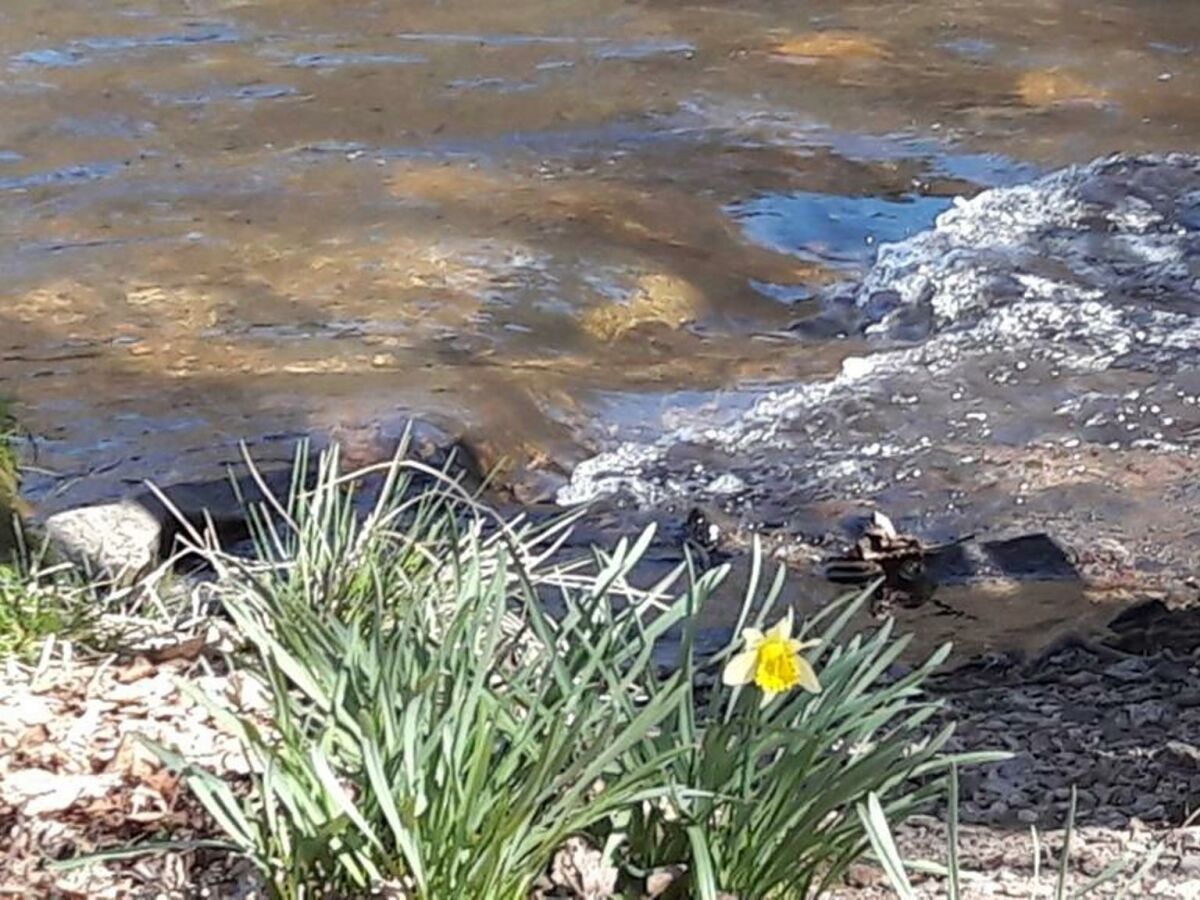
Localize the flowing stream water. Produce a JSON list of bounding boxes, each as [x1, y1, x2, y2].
[[3, 0, 1199, 655]]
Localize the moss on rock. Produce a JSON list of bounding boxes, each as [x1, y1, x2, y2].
[[0, 405, 21, 557]]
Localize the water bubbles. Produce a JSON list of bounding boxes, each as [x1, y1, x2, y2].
[[556, 154, 1200, 594], [841, 356, 875, 379], [707, 473, 746, 496]]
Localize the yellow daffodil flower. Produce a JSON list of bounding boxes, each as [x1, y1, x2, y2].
[[722, 611, 822, 707]]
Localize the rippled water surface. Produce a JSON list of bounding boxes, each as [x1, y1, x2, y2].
[[3, 0, 1199, 617]]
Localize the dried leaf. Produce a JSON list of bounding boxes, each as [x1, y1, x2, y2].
[[107, 733, 160, 783], [143, 633, 208, 664], [646, 865, 687, 897], [549, 837, 619, 899], [114, 657, 155, 684], [5, 769, 122, 816]]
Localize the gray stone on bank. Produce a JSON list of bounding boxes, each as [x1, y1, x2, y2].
[[40, 468, 297, 580], [35, 419, 488, 580], [44, 500, 162, 582]]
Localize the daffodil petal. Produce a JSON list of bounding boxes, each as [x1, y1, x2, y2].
[[722, 649, 758, 686], [767, 610, 793, 641], [790, 638, 821, 652], [740, 627, 764, 647], [759, 688, 777, 709], [796, 657, 822, 694]]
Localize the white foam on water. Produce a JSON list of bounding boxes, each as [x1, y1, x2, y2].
[[559, 154, 1200, 507]]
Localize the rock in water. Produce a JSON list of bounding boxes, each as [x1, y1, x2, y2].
[[44, 501, 161, 582]]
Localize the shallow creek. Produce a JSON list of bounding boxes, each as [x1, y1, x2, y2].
[[2, 0, 1199, 658]]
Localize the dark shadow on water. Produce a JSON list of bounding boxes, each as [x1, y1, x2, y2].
[[929, 533, 1079, 584]]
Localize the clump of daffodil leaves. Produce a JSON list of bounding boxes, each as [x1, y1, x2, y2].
[[73, 443, 1002, 900], [617, 548, 1001, 899]]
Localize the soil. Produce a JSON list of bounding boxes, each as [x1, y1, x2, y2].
[[5, 600, 1200, 897]]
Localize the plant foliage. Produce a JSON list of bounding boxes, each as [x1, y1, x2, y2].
[[618, 555, 1002, 899], [96, 442, 1001, 899], [150, 445, 701, 898]]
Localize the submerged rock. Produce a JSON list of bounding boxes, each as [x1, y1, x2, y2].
[[558, 154, 1200, 590], [581, 272, 703, 342]]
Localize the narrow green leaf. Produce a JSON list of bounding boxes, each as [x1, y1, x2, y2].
[[858, 793, 916, 900]]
